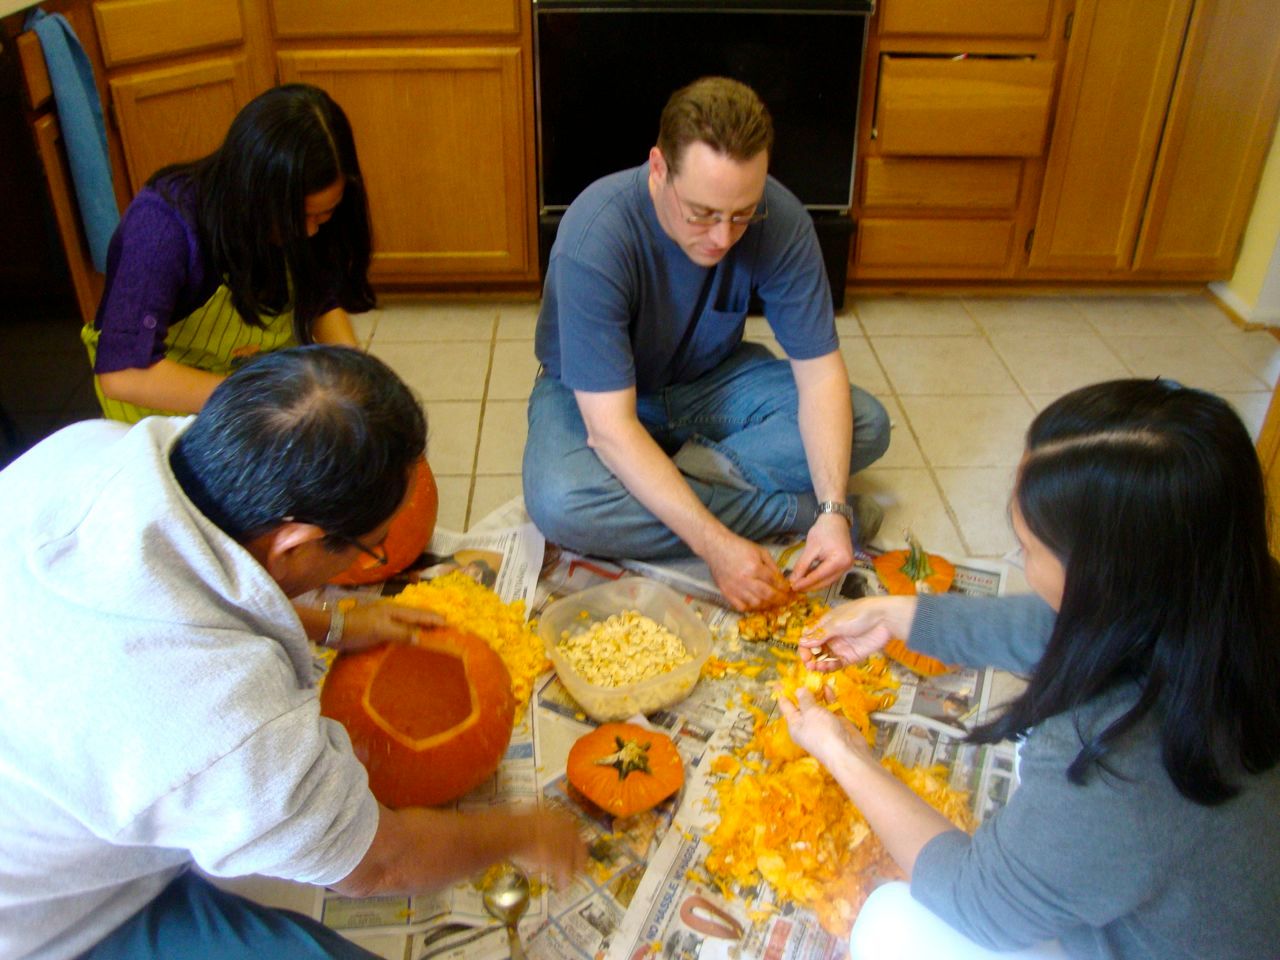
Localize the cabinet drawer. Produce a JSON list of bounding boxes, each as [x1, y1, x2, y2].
[[877, 55, 1055, 156], [271, 0, 520, 37], [858, 218, 1014, 268], [881, 0, 1054, 39], [94, 0, 243, 68], [863, 158, 1021, 210]]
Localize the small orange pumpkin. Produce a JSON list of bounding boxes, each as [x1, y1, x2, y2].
[[566, 723, 684, 818], [330, 457, 439, 586], [320, 626, 515, 807], [872, 532, 956, 677]]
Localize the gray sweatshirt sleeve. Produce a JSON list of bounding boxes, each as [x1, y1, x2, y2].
[[910, 699, 1174, 951], [909, 593, 1057, 675]]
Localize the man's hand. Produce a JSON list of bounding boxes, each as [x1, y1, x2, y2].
[[703, 531, 790, 611], [340, 603, 445, 653], [797, 595, 917, 670], [788, 512, 855, 593]]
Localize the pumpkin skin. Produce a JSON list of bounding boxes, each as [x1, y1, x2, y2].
[[330, 457, 439, 586], [320, 626, 515, 807], [566, 722, 684, 818], [872, 533, 955, 677]]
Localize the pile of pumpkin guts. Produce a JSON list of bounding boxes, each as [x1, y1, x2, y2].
[[698, 591, 977, 938]]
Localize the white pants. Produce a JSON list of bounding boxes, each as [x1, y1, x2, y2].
[[849, 883, 1068, 960]]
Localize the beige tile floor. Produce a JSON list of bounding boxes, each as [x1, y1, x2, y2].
[[357, 292, 1278, 566]]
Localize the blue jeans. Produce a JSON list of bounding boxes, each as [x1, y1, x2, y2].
[[523, 342, 890, 559], [81, 871, 378, 960]]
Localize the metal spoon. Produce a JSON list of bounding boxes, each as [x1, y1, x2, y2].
[[482, 863, 531, 960]]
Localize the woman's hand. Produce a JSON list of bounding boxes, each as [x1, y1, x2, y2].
[[776, 687, 872, 771], [798, 595, 918, 671], [340, 603, 445, 653]]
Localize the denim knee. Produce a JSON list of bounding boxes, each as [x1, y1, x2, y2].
[[851, 388, 891, 471]]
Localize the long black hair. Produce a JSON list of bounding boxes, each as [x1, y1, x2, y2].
[[148, 83, 374, 343], [968, 379, 1279, 805], [171, 346, 425, 546]]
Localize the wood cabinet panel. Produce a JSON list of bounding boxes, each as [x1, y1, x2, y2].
[[271, 0, 519, 38], [877, 55, 1056, 157], [278, 48, 529, 279], [880, 0, 1053, 39], [1134, 0, 1280, 275], [858, 218, 1014, 268], [863, 157, 1021, 210], [110, 57, 255, 191], [1259, 378, 1280, 558], [1029, 0, 1191, 271], [94, 0, 243, 68]]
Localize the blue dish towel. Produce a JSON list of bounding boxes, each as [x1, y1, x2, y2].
[[25, 7, 119, 273]]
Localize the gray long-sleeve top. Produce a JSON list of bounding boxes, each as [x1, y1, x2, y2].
[[907, 594, 1280, 960]]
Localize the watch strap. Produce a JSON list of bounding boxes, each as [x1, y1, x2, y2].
[[322, 605, 345, 650], [816, 499, 855, 524]]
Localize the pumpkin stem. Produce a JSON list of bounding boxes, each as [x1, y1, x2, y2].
[[595, 735, 653, 780], [899, 531, 936, 586]]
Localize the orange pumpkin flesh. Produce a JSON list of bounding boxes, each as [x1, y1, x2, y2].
[[566, 722, 684, 818], [330, 457, 439, 586], [872, 533, 956, 677], [320, 627, 515, 808]]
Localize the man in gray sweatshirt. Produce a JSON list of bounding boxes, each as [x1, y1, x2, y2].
[[0, 346, 582, 960]]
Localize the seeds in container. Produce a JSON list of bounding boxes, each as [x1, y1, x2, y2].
[[558, 610, 691, 687]]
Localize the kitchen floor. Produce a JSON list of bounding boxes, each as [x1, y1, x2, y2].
[[348, 291, 1277, 564], [2, 291, 1277, 954], [2, 292, 1276, 558]]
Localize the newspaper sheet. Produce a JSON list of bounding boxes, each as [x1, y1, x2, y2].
[[513, 540, 1017, 960], [299, 507, 1021, 960]]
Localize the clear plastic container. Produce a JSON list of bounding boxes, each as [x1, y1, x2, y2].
[[538, 577, 713, 722]]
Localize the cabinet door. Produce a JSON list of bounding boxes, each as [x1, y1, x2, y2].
[[1260, 380, 1280, 558], [1028, 0, 1192, 271], [110, 57, 256, 191], [1134, 0, 1280, 274], [278, 49, 530, 280]]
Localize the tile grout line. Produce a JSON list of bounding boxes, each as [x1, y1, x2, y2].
[[462, 315, 500, 530], [855, 304, 973, 557]]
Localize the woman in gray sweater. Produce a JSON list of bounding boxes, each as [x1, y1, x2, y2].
[[783, 378, 1280, 960]]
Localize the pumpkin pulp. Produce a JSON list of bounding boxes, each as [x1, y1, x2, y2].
[[363, 642, 480, 750]]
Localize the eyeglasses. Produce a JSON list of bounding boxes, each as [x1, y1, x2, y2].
[[282, 517, 388, 567], [329, 533, 389, 567], [669, 178, 768, 227]]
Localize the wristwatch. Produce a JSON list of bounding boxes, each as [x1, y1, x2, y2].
[[322, 605, 346, 650], [816, 500, 855, 525]]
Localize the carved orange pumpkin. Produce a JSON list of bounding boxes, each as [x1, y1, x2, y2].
[[566, 722, 684, 818], [320, 626, 515, 807], [330, 457, 439, 586]]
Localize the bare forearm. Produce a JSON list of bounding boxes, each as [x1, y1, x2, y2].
[[825, 748, 957, 878], [794, 352, 853, 503], [588, 421, 727, 557], [334, 805, 579, 897], [98, 359, 224, 414], [311, 307, 359, 347]]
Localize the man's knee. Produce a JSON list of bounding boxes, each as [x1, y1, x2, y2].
[[522, 461, 612, 552], [851, 389, 891, 470]]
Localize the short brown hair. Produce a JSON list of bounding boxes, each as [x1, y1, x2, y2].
[[657, 76, 774, 175]]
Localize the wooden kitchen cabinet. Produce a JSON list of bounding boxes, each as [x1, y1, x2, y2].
[[853, 0, 1280, 285], [23, 0, 536, 287], [277, 48, 532, 281], [92, 0, 267, 190], [1030, 0, 1280, 281], [852, 0, 1067, 279]]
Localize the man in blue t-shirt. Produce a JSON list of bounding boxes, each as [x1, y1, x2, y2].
[[524, 77, 889, 611]]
